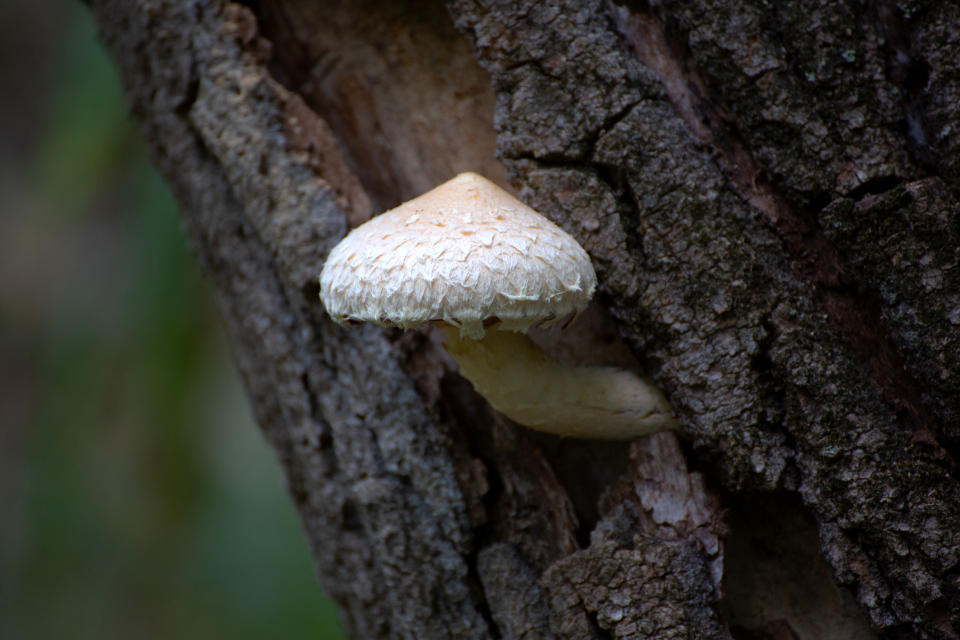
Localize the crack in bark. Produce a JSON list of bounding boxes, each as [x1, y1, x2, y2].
[[604, 0, 949, 466], [875, 0, 939, 172]]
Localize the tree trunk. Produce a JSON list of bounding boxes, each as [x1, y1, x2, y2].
[[88, 0, 960, 638]]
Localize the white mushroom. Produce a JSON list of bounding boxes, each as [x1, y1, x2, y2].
[[319, 172, 677, 439]]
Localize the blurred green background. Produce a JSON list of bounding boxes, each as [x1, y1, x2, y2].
[[0, 4, 345, 639]]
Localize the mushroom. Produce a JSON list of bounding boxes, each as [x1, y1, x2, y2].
[[319, 172, 677, 439]]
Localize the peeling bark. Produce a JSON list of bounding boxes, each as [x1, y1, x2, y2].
[[89, 0, 960, 638]]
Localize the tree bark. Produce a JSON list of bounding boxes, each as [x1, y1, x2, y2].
[[88, 0, 960, 638]]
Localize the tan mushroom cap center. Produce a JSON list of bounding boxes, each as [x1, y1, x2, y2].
[[319, 172, 597, 339]]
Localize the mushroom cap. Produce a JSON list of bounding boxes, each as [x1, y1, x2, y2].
[[319, 172, 597, 339]]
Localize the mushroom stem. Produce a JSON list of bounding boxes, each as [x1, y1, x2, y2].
[[439, 325, 678, 439]]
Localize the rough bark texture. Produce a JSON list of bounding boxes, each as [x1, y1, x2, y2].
[[88, 0, 960, 638]]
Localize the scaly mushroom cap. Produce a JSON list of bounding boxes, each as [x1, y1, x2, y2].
[[319, 172, 597, 339]]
